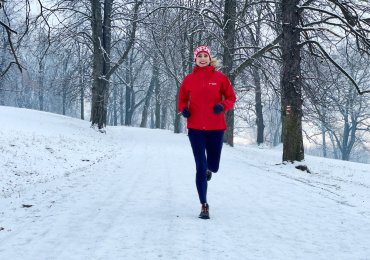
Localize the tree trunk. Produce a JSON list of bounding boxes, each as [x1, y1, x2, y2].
[[174, 113, 182, 133], [140, 80, 153, 128], [38, 61, 44, 111], [0, 36, 6, 105], [281, 0, 304, 161], [90, 0, 106, 129], [328, 132, 339, 159], [272, 97, 281, 146], [150, 109, 155, 129], [249, 11, 265, 146], [89, 0, 140, 128], [252, 67, 264, 145], [62, 89, 66, 115], [341, 123, 351, 161], [141, 57, 158, 128], [80, 83, 84, 120], [340, 114, 357, 161], [154, 70, 161, 129], [222, 0, 236, 146], [276, 0, 284, 145], [78, 48, 85, 120], [113, 80, 118, 126], [90, 0, 113, 130], [321, 125, 327, 157], [62, 53, 69, 116], [174, 81, 182, 133], [161, 104, 167, 129], [125, 85, 132, 126], [125, 61, 132, 126], [120, 83, 124, 125]]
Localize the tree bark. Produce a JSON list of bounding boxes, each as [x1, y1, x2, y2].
[[249, 11, 265, 146], [80, 83, 84, 120], [62, 89, 66, 115], [119, 83, 124, 125], [154, 64, 161, 129], [112, 77, 118, 126], [62, 53, 70, 116], [161, 105, 167, 129], [90, 0, 108, 129], [253, 66, 265, 145], [124, 86, 133, 126], [150, 109, 155, 129], [174, 81, 182, 133], [321, 125, 327, 157], [90, 0, 141, 130], [339, 108, 357, 161], [0, 34, 6, 105], [125, 63, 132, 126], [222, 0, 237, 147], [140, 57, 158, 128], [78, 46, 85, 120], [281, 0, 304, 161], [38, 61, 44, 111]]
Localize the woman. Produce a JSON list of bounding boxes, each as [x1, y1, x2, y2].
[[178, 45, 236, 219]]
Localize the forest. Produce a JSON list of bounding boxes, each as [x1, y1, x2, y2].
[[1, 0, 370, 163]]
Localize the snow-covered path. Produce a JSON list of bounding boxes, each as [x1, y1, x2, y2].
[[1, 106, 370, 260]]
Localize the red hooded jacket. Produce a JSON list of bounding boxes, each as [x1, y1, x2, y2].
[[178, 65, 236, 130]]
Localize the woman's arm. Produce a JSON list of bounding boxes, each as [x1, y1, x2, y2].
[[220, 75, 236, 111], [178, 77, 189, 112]]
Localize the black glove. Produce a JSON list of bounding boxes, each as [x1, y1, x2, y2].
[[181, 107, 191, 118], [213, 103, 224, 114]]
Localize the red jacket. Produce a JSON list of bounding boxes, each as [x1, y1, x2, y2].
[[178, 65, 236, 130]]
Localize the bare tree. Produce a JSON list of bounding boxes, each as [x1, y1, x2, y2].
[[0, 0, 31, 77], [278, 0, 370, 162], [90, 0, 142, 131], [304, 45, 370, 161]]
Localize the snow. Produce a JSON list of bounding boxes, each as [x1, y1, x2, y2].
[[1, 105, 370, 260]]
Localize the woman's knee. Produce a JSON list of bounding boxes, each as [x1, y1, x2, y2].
[[208, 165, 219, 173]]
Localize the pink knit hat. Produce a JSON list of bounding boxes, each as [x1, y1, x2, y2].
[[193, 45, 211, 61]]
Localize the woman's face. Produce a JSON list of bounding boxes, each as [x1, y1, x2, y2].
[[195, 52, 211, 67]]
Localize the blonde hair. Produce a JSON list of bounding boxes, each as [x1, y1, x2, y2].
[[210, 56, 220, 68]]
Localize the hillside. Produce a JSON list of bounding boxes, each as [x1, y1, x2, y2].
[[0, 106, 370, 260]]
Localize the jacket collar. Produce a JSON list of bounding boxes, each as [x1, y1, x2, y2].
[[193, 65, 215, 73]]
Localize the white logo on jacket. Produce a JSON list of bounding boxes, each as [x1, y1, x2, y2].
[[208, 82, 217, 86]]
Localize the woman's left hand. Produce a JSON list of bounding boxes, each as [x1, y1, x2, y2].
[[213, 103, 224, 114]]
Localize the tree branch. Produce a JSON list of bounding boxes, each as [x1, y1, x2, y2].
[[0, 21, 22, 73], [231, 33, 282, 78], [298, 5, 370, 48], [106, 0, 143, 78], [299, 40, 370, 95]]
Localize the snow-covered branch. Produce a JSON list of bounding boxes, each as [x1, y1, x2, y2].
[[298, 5, 370, 49], [231, 34, 281, 78], [299, 40, 370, 95], [106, 0, 143, 78], [0, 21, 22, 74]]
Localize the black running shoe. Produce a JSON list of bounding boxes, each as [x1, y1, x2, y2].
[[199, 203, 210, 219], [206, 170, 212, 181]]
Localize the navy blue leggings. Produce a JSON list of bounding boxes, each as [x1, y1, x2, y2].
[[188, 129, 224, 204]]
